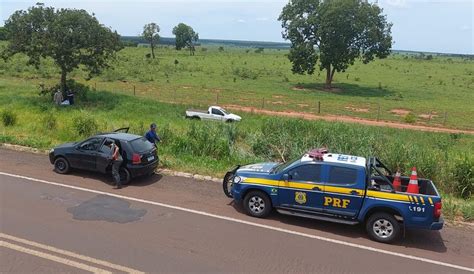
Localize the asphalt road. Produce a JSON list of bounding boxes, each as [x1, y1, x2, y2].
[[0, 148, 473, 273]]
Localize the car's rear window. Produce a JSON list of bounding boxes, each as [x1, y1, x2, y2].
[[130, 137, 154, 153]]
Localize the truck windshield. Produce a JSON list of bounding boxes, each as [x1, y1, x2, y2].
[[271, 157, 300, 174], [218, 108, 229, 115]]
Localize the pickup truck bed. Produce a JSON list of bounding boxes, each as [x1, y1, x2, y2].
[[187, 109, 207, 114], [372, 175, 438, 195]]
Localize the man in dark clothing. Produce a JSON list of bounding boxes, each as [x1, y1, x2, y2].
[[107, 140, 123, 189], [145, 123, 161, 146]]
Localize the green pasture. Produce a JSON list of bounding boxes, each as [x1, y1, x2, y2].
[[1, 44, 473, 129]]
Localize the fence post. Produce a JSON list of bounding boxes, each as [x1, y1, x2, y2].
[[216, 93, 219, 105], [133, 85, 136, 96], [377, 104, 381, 121], [262, 98, 265, 109], [443, 112, 447, 125], [318, 101, 321, 114], [94, 82, 97, 91]]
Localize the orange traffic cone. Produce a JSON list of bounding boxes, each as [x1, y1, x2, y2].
[[406, 167, 419, 194], [392, 170, 402, 192]]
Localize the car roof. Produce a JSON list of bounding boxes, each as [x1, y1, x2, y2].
[[300, 153, 367, 168], [97, 132, 143, 141]]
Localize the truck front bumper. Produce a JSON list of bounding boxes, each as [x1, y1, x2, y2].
[[430, 217, 444, 230]]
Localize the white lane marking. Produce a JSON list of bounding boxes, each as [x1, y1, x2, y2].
[[1, 172, 473, 273], [0, 233, 144, 274], [0, 240, 111, 274]]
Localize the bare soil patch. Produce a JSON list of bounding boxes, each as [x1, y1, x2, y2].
[[345, 106, 370, 113], [390, 109, 411, 116]]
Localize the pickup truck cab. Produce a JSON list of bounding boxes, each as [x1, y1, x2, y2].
[[185, 106, 241, 122], [223, 148, 443, 243]]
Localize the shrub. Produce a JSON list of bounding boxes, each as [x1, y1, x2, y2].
[[1, 110, 17, 126], [404, 113, 416, 124], [254, 47, 264, 53], [452, 155, 474, 199], [42, 112, 57, 130], [72, 114, 98, 137], [218, 46, 224, 52]]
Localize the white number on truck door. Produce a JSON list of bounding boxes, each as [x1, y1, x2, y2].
[[408, 206, 425, 212]]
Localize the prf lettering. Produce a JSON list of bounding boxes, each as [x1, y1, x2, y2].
[[324, 197, 350, 208]]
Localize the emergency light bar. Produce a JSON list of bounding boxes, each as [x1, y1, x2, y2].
[[307, 148, 329, 161]]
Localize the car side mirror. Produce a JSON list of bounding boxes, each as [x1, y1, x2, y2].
[[282, 174, 291, 182]]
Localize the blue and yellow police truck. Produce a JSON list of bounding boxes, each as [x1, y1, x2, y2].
[[222, 148, 443, 243]]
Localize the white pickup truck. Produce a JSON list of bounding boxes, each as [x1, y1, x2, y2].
[[185, 106, 242, 122]]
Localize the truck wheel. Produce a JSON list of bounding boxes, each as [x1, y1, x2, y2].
[[366, 212, 400, 243], [222, 172, 234, 198], [243, 191, 272, 218], [54, 157, 70, 174]]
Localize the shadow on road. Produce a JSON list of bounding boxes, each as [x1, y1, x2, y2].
[[231, 202, 447, 253], [68, 169, 163, 188]]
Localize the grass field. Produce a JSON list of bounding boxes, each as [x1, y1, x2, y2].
[[0, 43, 473, 220], [1, 44, 473, 129]]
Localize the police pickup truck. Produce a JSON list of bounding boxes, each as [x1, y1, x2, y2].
[[223, 148, 443, 243]]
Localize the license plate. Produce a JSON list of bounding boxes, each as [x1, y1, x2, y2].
[[147, 156, 154, 162]]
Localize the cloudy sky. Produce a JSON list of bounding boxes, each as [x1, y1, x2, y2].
[[1, 0, 472, 54]]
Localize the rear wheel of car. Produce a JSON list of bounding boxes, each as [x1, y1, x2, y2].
[[243, 191, 272, 218], [54, 157, 70, 174], [366, 212, 400, 243], [119, 168, 131, 185]]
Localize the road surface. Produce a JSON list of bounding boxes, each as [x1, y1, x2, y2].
[[0, 148, 473, 273]]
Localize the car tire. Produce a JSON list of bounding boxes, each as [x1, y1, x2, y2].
[[54, 157, 70, 174], [119, 168, 131, 185], [243, 190, 272, 218], [366, 212, 400, 243], [222, 172, 234, 198]]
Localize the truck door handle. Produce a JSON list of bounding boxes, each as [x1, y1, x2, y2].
[[350, 190, 359, 195], [312, 186, 321, 191]]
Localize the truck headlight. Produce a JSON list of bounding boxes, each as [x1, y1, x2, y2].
[[49, 148, 54, 154], [233, 176, 245, 184]]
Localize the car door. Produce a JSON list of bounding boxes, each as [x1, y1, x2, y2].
[[322, 165, 365, 218], [96, 141, 113, 173], [278, 163, 324, 212], [211, 108, 225, 121], [67, 137, 103, 171]]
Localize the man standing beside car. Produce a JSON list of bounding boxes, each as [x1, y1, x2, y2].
[[107, 140, 123, 189], [145, 123, 161, 146]]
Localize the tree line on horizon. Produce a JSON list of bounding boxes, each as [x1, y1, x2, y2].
[[1, 0, 393, 92]]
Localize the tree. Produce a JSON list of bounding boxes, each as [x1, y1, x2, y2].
[[142, 23, 160, 59], [2, 4, 122, 92], [279, 0, 392, 89], [0, 27, 7, 41], [172, 23, 199, 56]]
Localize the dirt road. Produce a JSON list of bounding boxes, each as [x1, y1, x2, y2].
[[224, 105, 474, 135], [1, 148, 473, 273]]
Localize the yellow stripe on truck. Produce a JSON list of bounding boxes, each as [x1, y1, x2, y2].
[[367, 191, 411, 202]]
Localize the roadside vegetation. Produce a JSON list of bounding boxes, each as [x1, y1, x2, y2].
[[0, 77, 472, 220]]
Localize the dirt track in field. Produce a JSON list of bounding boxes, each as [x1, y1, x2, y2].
[[224, 105, 474, 135]]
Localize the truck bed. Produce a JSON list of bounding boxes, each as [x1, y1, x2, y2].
[[186, 109, 208, 114], [372, 175, 438, 196]]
